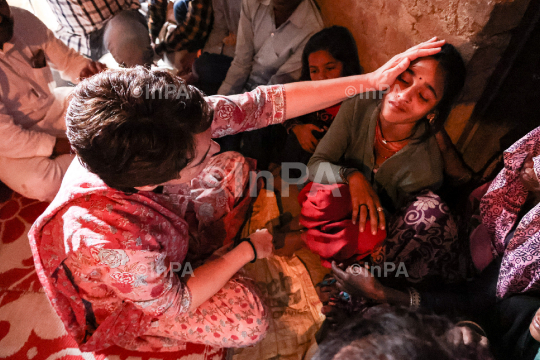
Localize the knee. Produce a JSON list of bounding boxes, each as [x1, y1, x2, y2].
[[16, 155, 72, 202], [13, 175, 61, 202], [402, 191, 451, 218], [389, 190, 456, 240], [216, 279, 269, 347], [227, 295, 269, 346]]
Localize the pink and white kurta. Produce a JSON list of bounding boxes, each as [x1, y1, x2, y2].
[[480, 126, 540, 298], [28, 85, 286, 352]]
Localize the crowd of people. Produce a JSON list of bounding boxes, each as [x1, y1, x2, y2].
[[2, 0, 540, 358]]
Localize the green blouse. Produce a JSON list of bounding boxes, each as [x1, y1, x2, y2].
[[307, 94, 444, 209]]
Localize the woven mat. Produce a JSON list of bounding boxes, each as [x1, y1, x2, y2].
[[233, 189, 326, 360]]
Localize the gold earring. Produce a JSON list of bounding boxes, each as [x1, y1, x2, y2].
[[428, 114, 436, 124]]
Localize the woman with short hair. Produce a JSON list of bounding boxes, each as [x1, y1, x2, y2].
[[29, 39, 444, 352]]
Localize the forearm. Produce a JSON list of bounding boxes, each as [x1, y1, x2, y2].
[[186, 241, 254, 310], [380, 287, 410, 306], [367, 284, 412, 308], [217, 0, 254, 95], [377, 283, 472, 314], [307, 159, 343, 184], [283, 74, 374, 119], [306, 98, 354, 183], [0, 120, 56, 158], [45, 29, 90, 83]]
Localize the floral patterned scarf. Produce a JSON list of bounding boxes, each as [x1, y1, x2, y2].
[[480, 126, 540, 298]]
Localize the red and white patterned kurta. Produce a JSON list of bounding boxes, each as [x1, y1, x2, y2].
[[28, 85, 286, 352]]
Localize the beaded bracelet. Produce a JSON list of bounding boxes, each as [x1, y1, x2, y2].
[[408, 287, 421, 310], [239, 237, 257, 263], [339, 167, 359, 185]]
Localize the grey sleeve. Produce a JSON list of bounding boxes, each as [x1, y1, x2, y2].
[[307, 97, 357, 184], [217, 0, 254, 95]]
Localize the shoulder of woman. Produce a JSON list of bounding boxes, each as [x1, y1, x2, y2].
[[423, 135, 445, 173], [338, 95, 380, 128]]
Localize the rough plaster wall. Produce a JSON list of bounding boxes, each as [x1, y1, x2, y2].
[[317, 0, 531, 145]]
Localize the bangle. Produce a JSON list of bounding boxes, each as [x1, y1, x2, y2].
[[240, 237, 257, 263], [407, 287, 421, 310], [339, 167, 359, 185]]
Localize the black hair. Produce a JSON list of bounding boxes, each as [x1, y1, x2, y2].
[[428, 43, 467, 132], [411, 43, 467, 141], [66, 67, 213, 192], [300, 26, 363, 81], [314, 306, 492, 360]]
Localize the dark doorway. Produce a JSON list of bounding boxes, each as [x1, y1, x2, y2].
[[459, 0, 540, 177]]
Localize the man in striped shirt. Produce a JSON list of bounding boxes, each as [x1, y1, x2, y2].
[[47, 0, 213, 69]]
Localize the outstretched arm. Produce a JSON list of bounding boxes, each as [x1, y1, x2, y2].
[[283, 38, 445, 119], [209, 38, 445, 138]]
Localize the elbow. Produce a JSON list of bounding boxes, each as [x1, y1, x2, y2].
[[307, 164, 319, 182], [306, 160, 317, 181]]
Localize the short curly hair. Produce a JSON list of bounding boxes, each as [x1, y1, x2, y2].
[[66, 67, 213, 192]]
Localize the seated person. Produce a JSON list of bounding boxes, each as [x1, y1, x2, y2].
[[281, 26, 362, 178], [150, 0, 213, 73], [0, 4, 104, 201], [216, 0, 324, 169], [28, 39, 446, 352], [302, 43, 468, 283], [217, 0, 323, 95], [329, 126, 540, 359], [314, 305, 492, 360], [47, 0, 154, 67], [190, 0, 243, 95]]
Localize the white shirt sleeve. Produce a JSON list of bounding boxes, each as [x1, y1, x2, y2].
[[37, 11, 90, 84], [0, 100, 56, 159], [217, 0, 255, 95]]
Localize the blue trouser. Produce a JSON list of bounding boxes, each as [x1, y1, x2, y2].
[[174, 0, 191, 24]]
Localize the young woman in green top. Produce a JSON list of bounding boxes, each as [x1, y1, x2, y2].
[[302, 43, 471, 284]]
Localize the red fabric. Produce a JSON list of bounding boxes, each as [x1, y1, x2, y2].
[[299, 182, 386, 268], [0, 185, 225, 360], [28, 85, 286, 352], [324, 104, 341, 118]]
